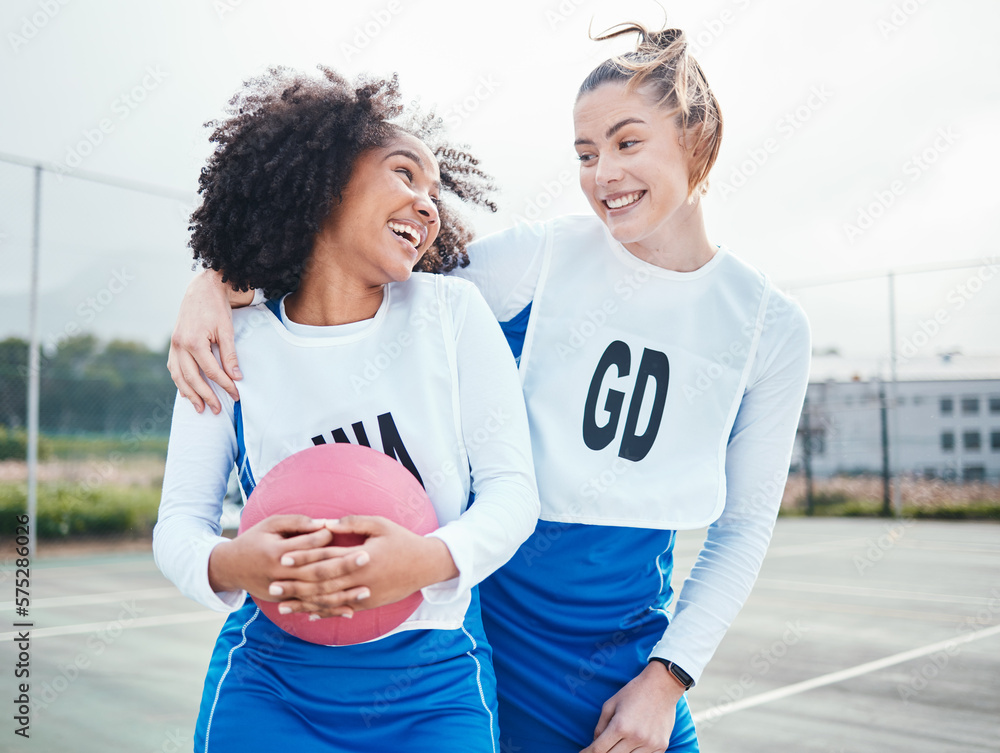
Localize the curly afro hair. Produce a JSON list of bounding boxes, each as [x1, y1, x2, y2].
[[189, 66, 497, 299]]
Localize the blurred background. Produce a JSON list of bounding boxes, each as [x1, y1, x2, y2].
[[1, 0, 998, 544]]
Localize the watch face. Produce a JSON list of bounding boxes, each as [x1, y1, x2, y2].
[[669, 662, 694, 688]]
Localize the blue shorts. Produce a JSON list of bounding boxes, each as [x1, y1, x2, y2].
[[195, 589, 498, 752], [481, 521, 699, 752]]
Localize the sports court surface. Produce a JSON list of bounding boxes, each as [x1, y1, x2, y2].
[[2, 518, 998, 752]]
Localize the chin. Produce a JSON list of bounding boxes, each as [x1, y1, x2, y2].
[[601, 218, 642, 246], [386, 264, 416, 283]]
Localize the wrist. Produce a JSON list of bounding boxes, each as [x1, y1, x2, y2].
[[645, 659, 690, 700], [416, 536, 459, 590], [207, 539, 240, 593], [194, 267, 253, 308]]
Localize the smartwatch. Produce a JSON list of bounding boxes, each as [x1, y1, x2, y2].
[[649, 658, 694, 690]]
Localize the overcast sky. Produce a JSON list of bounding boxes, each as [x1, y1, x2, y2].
[[1, 0, 997, 378]]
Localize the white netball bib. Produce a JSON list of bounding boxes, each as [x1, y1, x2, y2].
[[231, 275, 472, 629], [519, 216, 771, 529]]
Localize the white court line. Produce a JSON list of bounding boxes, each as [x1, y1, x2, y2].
[[0, 586, 181, 611], [765, 538, 870, 558], [27, 557, 158, 573], [755, 579, 1000, 606], [1, 611, 223, 641], [691, 623, 1000, 723], [894, 540, 1000, 555]]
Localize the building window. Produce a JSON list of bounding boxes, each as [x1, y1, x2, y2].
[[963, 431, 981, 451], [941, 431, 955, 452], [940, 397, 953, 415], [913, 395, 924, 406], [990, 397, 1000, 414], [963, 466, 986, 482], [961, 397, 980, 415], [992, 431, 1000, 452]]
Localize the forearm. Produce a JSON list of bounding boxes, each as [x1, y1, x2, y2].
[[414, 536, 460, 589], [153, 392, 244, 611]]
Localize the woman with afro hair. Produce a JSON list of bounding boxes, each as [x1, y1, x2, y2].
[[153, 66, 539, 752]]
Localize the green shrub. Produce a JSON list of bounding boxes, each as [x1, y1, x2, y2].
[[0, 426, 50, 461], [810, 491, 852, 509], [0, 482, 160, 538], [906, 501, 1000, 521], [42, 434, 168, 460], [782, 492, 1000, 521]]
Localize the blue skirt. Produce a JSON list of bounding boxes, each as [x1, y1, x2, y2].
[[481, 521, 699, 752], [195, 588, 498, 752]]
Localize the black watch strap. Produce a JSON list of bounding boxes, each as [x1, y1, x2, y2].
[[649, 657, 694, 690]]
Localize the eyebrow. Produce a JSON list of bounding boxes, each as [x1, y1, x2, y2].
[[574, 117, 647, 146], [385, 149, 442, 191]]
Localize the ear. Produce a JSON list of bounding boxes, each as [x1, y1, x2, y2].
[[678, 121, 709, 158]]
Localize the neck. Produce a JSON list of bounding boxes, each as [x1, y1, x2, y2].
[[622, 197, 716, 272], [283, 250, 385, 326]]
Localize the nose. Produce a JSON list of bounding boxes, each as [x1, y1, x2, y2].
[[414, 192, 439, 224], [594, 151, 623, 187]]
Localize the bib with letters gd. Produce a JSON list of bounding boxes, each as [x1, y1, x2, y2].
[[519, 215, 771, 529]]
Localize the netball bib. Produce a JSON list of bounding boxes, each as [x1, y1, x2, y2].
[[519, 215, 771, 529], [230, 275, 473, 630]]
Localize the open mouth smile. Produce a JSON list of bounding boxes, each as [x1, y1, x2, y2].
[[388, 220, 425, 249], [603, 191, 646, 211]]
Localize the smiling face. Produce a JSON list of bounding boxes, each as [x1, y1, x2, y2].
[[574, 83, 698, 259], [314, 131, 441, 287]]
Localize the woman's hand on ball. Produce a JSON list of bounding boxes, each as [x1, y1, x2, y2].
[[272, 515, 459, 617], [208, 514, 367, 618]]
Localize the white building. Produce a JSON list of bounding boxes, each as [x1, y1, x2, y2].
[[795, 378, 1000, 482]]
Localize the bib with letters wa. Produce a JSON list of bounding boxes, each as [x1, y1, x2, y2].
[[230, 274, 472, 631], [519, 215, 772, 529]]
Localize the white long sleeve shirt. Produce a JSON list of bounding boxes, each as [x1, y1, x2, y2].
[[154, 274, 540, 633], [454, 216, 811, 682]]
